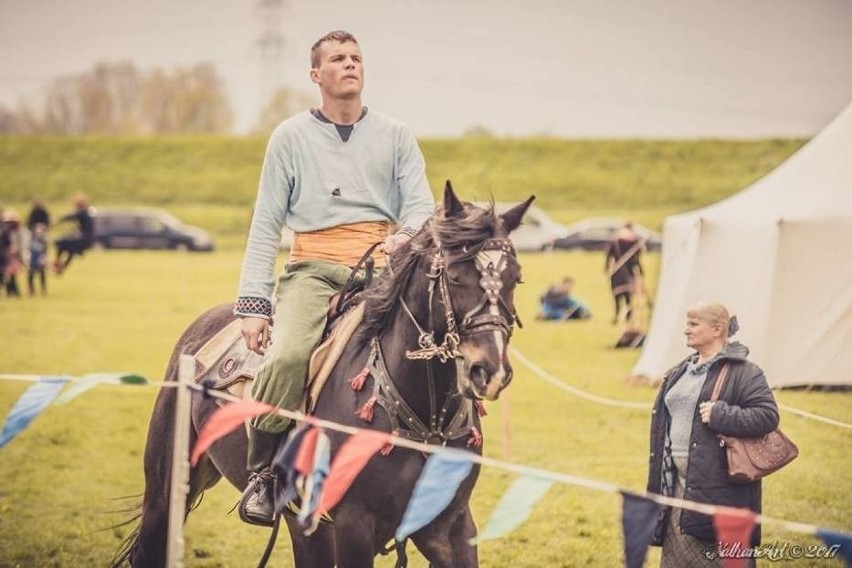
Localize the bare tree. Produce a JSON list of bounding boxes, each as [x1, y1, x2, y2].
[[139, 63, 233, 133], [8, 60, 234, 134]]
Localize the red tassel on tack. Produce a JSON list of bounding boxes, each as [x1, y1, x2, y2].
[[357, 396, 378, 422], [380, 429, 398, 456], [348, 367, 370, 391], [474, 400, 487, 417], [467, 426, 483, 447]]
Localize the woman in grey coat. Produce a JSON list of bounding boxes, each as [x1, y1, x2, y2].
[[647, 302, 780, 566]]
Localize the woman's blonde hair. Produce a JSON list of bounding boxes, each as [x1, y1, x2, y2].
[[687, 302, 739, 338]]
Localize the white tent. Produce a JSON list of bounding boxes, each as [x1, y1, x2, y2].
[[632, 103, 852, 388]]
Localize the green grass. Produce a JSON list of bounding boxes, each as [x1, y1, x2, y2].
[[0, 249, 848, 567], [1, 135, 804, 214]]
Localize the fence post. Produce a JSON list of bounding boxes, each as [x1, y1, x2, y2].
[[166, 355, 194, 567]]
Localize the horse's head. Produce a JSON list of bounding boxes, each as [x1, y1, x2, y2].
[[430, 181, 534, 401]]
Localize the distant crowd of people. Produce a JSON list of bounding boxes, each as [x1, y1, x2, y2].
[[0, 193, 94, 298]]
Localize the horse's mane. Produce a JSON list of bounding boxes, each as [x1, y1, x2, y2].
[[358, 201, 499, 341]]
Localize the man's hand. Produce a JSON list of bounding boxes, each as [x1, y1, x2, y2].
[[382, 233, 411, 255], [241, 316, 271, 355]]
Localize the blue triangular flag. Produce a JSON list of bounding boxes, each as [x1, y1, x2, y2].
[[621, 491, 664, 568], [299, 430, 331, 529], [474, 475, 553, 543], [395, 449, 474, 542], [1, 377, 67, 448], [816, 528, 852, 566], [272, 424, 312, 515], [54, 373, 122, 405]]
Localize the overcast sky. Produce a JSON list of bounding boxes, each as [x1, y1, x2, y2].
[[1, 0, 850, 137]]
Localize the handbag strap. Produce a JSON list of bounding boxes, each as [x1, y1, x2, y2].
[[710, 362, 731, 402]]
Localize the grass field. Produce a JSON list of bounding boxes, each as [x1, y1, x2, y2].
[[0, 247, 849, 567]]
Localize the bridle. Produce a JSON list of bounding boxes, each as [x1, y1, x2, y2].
[[401, 237, 522, 362], [357, 235, 522, 446]]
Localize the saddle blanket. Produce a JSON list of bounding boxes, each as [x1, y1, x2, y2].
[[193, 303, 366, 412]]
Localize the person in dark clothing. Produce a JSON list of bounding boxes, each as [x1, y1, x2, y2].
[[604, 221, 645, 324], [26, 198, 51, 231], [647, 302, 779, 567], [53, 194, 94, 275], [537, 277, 592, 320], [1, 211, 23, 297]]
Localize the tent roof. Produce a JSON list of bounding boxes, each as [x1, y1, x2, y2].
[[668, 102, 852, 226], [633, 102, 852, 387]]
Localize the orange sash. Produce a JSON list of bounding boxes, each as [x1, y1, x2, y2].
[[289, 221, 390, 267]]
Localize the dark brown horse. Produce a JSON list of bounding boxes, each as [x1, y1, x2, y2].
[[113, 182, 533, 567]]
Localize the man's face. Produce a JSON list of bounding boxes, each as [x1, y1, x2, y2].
[[311, 41, 364, 100]]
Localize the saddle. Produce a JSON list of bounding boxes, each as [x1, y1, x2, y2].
[[193, 300, 366, 413]]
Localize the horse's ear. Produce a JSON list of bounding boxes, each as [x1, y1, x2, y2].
[[443, 180, 464, 218], [500, 195, 536, 233]]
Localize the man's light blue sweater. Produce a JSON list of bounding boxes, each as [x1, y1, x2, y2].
[[236, 109, 435, 310]]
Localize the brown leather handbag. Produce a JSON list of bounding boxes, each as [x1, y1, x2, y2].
[[710, 363, 799, 484]]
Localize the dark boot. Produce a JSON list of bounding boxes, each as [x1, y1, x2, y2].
[[238, 426, 283, 527]]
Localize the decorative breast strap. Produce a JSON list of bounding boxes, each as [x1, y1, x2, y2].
[[354, 338, 478, 446]]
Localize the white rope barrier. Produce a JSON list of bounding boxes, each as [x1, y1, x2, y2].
[[507, 350, 852, 430], [508, 348, 651, 410], [778, 403, 852, 430]]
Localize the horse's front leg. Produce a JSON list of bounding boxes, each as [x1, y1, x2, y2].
[[333, 506, 378, 568], [411, 505, 479, 568], [285, 517, 336, 568]]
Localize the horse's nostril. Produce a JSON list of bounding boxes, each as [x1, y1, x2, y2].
[[469, 364, 489, 389], [503, 369, 513, 386]]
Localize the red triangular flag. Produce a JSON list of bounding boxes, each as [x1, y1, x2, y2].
[[190, 400, 275, 465], [294, 427, 320, 475], [713, 506, 757, 568], [317, 429, 390, 517]]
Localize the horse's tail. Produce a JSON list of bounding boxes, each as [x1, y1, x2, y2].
[[110, 380, 179, 568]]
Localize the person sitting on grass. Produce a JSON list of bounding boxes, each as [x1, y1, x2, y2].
[[53, 193, 94, 275], [537, 277, 592, 320]]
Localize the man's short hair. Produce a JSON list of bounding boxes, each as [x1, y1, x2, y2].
[[311, 30, 359, 68]]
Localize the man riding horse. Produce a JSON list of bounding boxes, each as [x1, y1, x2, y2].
[[235, 29, 435, 526]]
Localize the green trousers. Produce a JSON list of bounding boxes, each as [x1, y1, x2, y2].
[[251, 260, 365, 433]]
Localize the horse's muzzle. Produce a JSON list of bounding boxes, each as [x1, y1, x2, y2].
[[459, 358, 512, 401]]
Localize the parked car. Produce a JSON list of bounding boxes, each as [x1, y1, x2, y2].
[[92, 207, 215, 251], [550, 218, 662, 252]]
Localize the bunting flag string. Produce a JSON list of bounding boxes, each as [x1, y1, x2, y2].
[[0, 377, 67, 448], [473, 475, 554, 543], [1, 370, 850, 553], [395, 449, 474, 542]]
